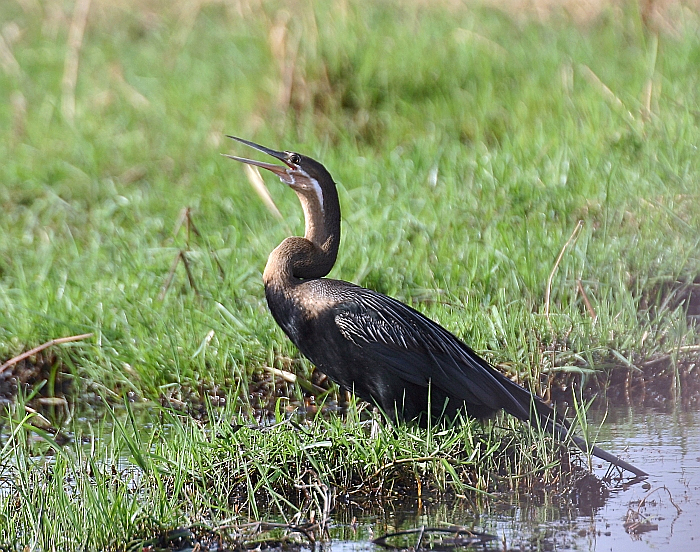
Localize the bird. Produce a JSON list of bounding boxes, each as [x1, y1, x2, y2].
[[224, 135, 647, 478]]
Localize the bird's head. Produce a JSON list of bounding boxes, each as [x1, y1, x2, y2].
[[223, 135, 333, 214]]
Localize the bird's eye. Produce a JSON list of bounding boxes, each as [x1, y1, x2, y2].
[[289, 153, 301, 165]]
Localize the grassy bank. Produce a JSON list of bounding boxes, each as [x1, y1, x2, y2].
[[0, 397, 592, 549], [0, 0, 699, 548]]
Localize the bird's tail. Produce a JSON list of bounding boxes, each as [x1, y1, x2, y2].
[[502, 377, 648, 477], [545, 415, 647, 477]]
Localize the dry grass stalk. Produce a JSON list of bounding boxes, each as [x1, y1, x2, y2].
[[158, 207, 224, 299], [244, 164, 284, 220], [0, 333, 93, 374], [0, 31, 20, 77], [453, 28, 508, 57], [15, 0, 41, 13], [269, 11, 301, 113], [641, 32, 658, 122], [11, 91, 27, 140], [172, 0, 204, 51], [23, 405, 52, 429], [61, 0, 92, 123], [110, 64, 150, 109], [641, 78, 654, 122], [158, 250, 200, 300], [578, 64, 638, 128], [545, 220, 584, 330], [576, 279, 597, 321], [264, 365, 297, 383]]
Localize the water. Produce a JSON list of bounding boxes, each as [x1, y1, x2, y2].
[[580, 407, 700, 551], [326, 406, 700, 552]]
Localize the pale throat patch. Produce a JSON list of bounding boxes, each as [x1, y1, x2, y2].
[[283, 171, 324, 214]]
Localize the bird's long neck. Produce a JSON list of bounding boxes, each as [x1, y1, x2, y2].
[[263, 179, 340, 289]]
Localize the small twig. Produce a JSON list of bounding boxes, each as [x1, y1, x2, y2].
[[185, 209, 225, 279], [576, 279, 597, 321], [0, 333, 93, 374], [186, 208, 202, 240], [624, 486, 682, 535], [295, 477, 333, 539], [158, 247, 200, 300], [639, 485, 683, 515], [158, 249, 183, 300], [171, 207, 190, 242], [169, 207, 226, 279], [264, 366, 297, 383], [179, 250, 199, 295], [545, 220, 584, 331], [623, 486, 682, 535], [678, 345, 700, 353]]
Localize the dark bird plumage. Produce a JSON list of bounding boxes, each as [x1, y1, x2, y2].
[[225, 136, 647, 478]]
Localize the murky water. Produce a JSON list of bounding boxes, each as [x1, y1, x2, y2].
[[326, 405, 700, 552], [578, 406, 699, 551]]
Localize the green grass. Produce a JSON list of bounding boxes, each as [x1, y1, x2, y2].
[[0, 396, 578, 549], [0, 0, 699, 546], [1, 1, 699, 396]]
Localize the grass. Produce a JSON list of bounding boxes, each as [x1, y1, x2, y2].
[[1, 0, 699, 396], [1, 0, 699, 548], [1, 396, 582, 549]]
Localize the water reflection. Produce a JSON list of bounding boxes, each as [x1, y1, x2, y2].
[[583, 407, 699, 551]]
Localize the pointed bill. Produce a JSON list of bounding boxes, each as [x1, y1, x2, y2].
[[226, 135, 288, 160], [221, 153, 290, 179], [223, 135, 296, 184]]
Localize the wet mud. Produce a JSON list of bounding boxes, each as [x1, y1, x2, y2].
[[548, 354, 700, 410], [3, 346, 697, 431]]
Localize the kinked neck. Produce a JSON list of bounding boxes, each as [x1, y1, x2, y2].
[[263, 169, 341, 287]]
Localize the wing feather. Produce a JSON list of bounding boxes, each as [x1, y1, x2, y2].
[[332, 288, 531, 419]]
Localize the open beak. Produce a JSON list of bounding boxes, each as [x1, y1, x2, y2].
[[222, 135, 291, 179]]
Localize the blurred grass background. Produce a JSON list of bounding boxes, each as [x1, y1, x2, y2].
[[0, 0, 699, 401]]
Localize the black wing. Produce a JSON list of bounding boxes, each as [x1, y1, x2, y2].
[[332, 286, 541, 422], [330, 285, 647, 477]]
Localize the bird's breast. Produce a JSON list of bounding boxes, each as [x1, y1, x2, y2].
[[264, 279, 339, 353]]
